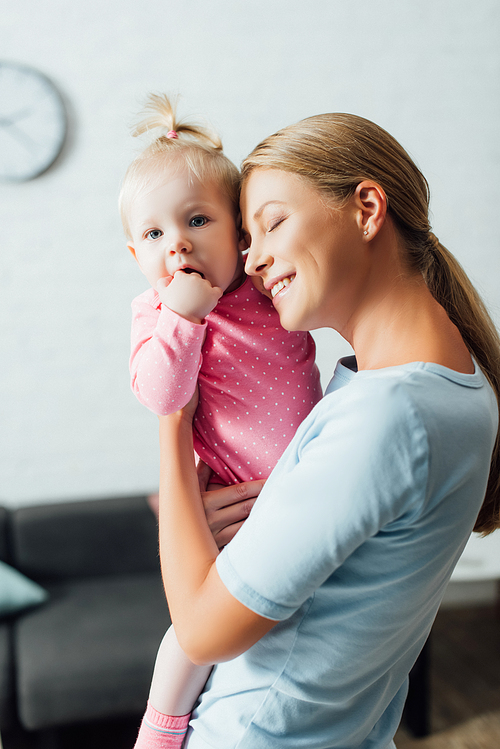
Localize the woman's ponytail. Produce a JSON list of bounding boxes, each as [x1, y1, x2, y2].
[[423, 235, 500, 534]]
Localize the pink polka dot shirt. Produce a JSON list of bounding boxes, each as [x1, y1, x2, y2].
[[130, 276, 322, 485]]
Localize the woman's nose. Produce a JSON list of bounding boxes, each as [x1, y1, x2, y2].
[[244, 242, 271, 277]]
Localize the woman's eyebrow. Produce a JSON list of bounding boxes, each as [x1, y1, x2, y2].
[[253, 200, 285, 220]]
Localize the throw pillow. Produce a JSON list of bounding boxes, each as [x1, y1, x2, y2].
[[0, 560, 49, 618]]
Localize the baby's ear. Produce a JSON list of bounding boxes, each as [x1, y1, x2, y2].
[[127, 244, 141, 269], [238, 234, 249, 254]]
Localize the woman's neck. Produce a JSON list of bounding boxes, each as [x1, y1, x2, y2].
[[351, 277, 473, 373]]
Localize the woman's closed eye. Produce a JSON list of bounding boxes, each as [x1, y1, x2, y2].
[[190, 215, 209, 228], [145, 229, 163, 240], [267, 214, 287, 233]]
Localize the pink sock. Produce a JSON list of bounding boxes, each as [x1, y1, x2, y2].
[[134, 702, 191, 749]]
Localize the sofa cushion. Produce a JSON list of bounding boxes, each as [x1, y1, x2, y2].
[[10, 496, 159, 582], [15, 571, 170, 730], [0, 561, 49, 618]]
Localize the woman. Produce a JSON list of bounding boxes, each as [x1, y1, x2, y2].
[[157, 113, 500, 748]]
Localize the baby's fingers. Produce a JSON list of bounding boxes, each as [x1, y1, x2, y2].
[[211, 285, 223, 300], [156, 275, 174, 292]]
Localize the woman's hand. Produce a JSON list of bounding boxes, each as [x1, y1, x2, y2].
[[197, 460, 265, 549]]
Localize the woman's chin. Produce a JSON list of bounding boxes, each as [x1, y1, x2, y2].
[[272, 288, 302, 330], [274, 307, 302, 332]]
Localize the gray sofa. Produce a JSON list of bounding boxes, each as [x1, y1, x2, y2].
[[0, 496, 170, 740]]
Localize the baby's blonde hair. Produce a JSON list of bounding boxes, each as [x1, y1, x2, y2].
[[119, 94, 240, 240]]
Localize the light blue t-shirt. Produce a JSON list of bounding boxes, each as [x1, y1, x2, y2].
[[186, 358, 497, 749]]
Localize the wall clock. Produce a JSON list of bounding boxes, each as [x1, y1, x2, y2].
[[0, 61, 67, 182]]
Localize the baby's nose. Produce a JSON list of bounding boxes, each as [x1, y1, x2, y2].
[[168, 233, 192, 254]]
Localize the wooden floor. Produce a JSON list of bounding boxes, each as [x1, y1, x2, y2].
[[395, 604, 500, 747], [3, 606, 500, 748]]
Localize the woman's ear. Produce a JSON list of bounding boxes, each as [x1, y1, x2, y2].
[[353, 181, 387, 240]]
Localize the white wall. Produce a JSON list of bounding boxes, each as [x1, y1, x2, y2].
[[1, 0, 499, 506]]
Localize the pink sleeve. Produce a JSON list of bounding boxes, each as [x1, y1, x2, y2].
[[130, 293, 207, 416]]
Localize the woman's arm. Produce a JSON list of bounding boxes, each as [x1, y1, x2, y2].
[[158, 411, 277, 666]]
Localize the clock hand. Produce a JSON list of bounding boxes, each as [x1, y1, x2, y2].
[[2, 122, 38, 153], [0, 107, 34, 127]]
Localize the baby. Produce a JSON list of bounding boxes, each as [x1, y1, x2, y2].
[[120, 94, 322, 748]]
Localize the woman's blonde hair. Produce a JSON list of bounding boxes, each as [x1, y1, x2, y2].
[[242, 113, 500, 535], [119, 94, 240, 240]]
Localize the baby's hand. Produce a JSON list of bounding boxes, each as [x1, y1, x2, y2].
[[157, 272, 223, 324]]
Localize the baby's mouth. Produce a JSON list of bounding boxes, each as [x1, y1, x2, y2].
[[181, 268, 205, 279], [271, 275, 295, 298]]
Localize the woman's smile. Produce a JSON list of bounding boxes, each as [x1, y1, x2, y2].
[[269, 275, 295, 299]]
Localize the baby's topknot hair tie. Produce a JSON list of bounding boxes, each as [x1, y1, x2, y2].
[[131, 94, 223, 152]]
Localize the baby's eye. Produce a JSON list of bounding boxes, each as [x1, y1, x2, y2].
[[146, 229, 163, 240], [190, 215, 208, 228]]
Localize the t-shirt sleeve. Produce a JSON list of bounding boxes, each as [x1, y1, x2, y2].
[[216, 382, 429, 620], [130, 292, 207, 415]]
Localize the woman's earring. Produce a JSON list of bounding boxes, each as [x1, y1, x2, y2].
[[363, 230, 368, 236]]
